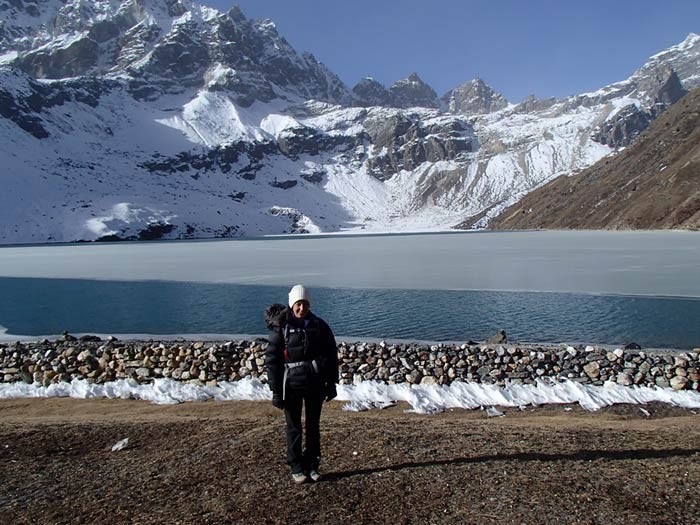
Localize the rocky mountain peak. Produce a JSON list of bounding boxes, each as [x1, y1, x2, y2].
[[0, 0, 352, 105], [639, 65, 686, 106], [352, 76, 391, 107], [637, 33, 700, 91], [388, 72, 439, 108], [442, 77, 508, 115], [591, 66, 686, 149]]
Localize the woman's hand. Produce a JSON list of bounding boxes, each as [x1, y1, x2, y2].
[[324, 383, 337, 402]]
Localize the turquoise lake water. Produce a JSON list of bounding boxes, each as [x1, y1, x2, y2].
[[1, 277, 700, 348]]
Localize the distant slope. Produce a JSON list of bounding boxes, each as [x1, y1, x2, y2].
[[488, 89, 700, 230]]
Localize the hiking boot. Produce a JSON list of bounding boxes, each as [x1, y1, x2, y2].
[[291, 472, 307, 484], [308, 469, 321, 482]]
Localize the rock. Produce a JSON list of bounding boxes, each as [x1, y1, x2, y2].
[[60, 331, 77, 342], [388, 73, 439, 109], [111, 438, 129, 452], [583, 361, 600, 379], [406, 370, 423, 384], [655, 376, 670, 388], [442, 78, 508, 115], [638, 361, 651, 374], [634, 372, 647, 385], [486, 330, 507, 345], [77, 350, 94, 362], [674, 357, 689, 368], [476, 365, 491, 377], [670, 376, 689, 390], [616, 373, 634, 386], [623, 342, 641, 350], [79, 335, 102, 342]]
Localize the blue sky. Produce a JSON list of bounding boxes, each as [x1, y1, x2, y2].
[[201, 1, 699, 103]]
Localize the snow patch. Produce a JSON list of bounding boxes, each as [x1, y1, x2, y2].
[[85, 203, 176, 239], [260, 114, 301, 136], [1, 378, 698, 414], [0, 51, 18, 65]]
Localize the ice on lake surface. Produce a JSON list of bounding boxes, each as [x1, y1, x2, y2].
[[1, 230, 700, 297]]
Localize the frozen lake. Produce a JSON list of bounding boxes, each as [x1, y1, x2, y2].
[[2, 230, 700, 296], [1, 231, 699, 348]]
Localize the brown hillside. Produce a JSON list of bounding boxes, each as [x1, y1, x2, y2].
[[489, 88, 700, 230]]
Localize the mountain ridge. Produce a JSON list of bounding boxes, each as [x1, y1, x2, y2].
[[0, 0, 698, 243], [487, 88, 700, 231]]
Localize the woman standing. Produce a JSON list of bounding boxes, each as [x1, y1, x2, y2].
[[264, 284, 339, 483]]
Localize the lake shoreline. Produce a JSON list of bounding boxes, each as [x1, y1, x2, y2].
[[1, 329, 696, 354]]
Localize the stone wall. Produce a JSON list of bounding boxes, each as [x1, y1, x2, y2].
[[1, 336, 699, 391]]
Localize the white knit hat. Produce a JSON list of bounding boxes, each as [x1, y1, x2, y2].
[[288, 284, 310, 307]]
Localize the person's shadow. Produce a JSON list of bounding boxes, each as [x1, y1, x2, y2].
[[322, 447, 700, 482]]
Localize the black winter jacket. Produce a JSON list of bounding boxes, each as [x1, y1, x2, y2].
[[264, 304, 339, 399]]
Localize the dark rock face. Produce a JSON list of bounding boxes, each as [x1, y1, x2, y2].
[[364, 113, 474, 180], [268, 207, 309, 234], [276, 125, 361, 160], [270, 179, 297, 189], [352, 77, 392, 107], [513, 94, 558, 114], [0, 87, 49, 138], [644, 68, 687, 107], [140, 141, 278, 176], [17, 37, 100, 78], [0, 67, 113, 138], [300, 167, 325, 184], [137, 222, 176, 241], [592, 104, 653, 148], [592, 68, 686, 148], [442, 78, 508, 115], [388, 73, 439, 109], [140, 22, 210, 83], [95, 222, 176, 242]]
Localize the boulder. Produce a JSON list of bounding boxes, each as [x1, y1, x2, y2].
[[670, 376, 689, 390], [486, 330, 507, 345]]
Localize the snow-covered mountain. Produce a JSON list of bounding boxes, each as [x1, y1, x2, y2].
[[1, 0, 698, 243]]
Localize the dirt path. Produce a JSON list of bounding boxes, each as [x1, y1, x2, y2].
[[1, 398, 698, 524]]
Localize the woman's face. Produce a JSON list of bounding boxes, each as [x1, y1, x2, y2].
[[292, 300, 310, 319]]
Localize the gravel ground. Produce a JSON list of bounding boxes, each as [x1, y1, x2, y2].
[[1, 398, 698, 524]]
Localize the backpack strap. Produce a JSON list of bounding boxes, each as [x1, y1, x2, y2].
[[282, 322, 290, 361]]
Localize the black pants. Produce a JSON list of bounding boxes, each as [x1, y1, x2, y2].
[[283, 386, 324, 473]]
